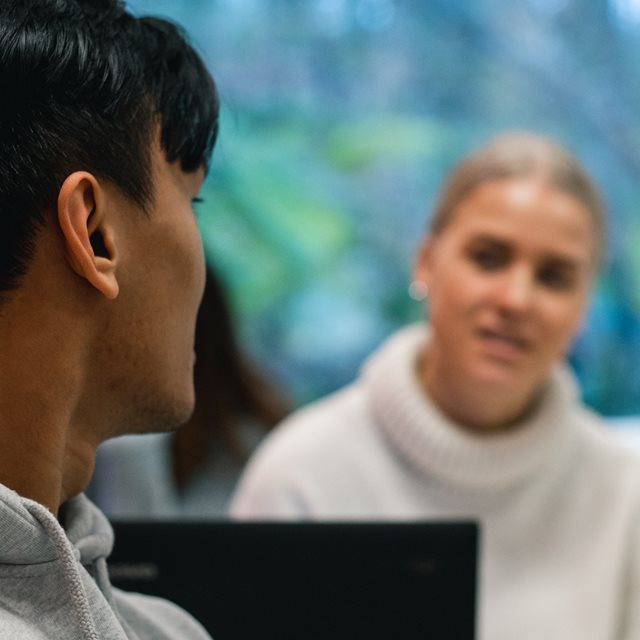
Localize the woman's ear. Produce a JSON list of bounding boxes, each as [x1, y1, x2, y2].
[[57, 171, 119, 300], [412, 234, 436, 290]]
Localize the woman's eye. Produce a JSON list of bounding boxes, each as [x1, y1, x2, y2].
[[469, 248, 505, 270], [538, 266, 574, 290], [191, 197, 204, 205]]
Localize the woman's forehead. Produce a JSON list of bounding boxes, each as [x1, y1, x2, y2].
[[440, 178, 598, 265]]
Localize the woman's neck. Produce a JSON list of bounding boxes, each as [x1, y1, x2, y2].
[[417, 346, 543, 435]]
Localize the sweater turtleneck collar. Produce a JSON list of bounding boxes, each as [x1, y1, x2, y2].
[[363, 324, 580, 493]]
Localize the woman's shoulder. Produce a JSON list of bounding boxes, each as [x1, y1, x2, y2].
[[573, 409, 640, 484], [249, 380, 374, 465]]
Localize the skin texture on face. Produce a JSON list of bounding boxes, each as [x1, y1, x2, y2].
[[414, 177, 597, 433], [94, 142, 207, 438], [0, 140, 206, 513]]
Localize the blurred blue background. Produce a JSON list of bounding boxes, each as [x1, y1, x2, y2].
[[129, 0, 640, 416]]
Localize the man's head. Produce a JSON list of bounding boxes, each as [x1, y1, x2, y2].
[[0, 0, 219, 297], [0, 0, 220, 450]]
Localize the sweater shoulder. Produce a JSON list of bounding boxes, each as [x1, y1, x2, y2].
[[577, 407, 640, 458], [250, 382, 372, 465], [572, 408, 640, 490], [230, 382, 384, 517]]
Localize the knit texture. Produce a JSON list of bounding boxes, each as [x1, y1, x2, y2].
[[364, 324, 577, 492]]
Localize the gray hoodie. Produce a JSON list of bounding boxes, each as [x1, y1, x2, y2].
[[0, 482, 212, 639]]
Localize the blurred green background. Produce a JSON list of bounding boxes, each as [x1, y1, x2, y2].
[[129, 0, 640, 415]]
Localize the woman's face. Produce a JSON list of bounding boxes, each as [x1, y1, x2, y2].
[[415, 177, 597, 405]]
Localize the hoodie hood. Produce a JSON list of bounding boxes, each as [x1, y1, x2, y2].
[[0, 483, 113, 639], [0, 481, 211, 640], [0, 482, 61, 565], [0, 482, 114, 569], [62, 492, 114, 566]]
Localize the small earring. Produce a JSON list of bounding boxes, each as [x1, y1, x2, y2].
[[408, 280, 429, 301]]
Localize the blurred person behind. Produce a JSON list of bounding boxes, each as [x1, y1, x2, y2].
[[231, 131, 640, 640], [89, 265, 289, 518]]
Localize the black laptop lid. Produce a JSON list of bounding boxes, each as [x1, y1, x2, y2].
[[108, 520, 478, 640]]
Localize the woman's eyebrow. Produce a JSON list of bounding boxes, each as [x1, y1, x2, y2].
[[465, 234, 511, 248], [539, 253, 586, 271]]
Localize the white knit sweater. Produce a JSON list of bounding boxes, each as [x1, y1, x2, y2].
[[231, 324, 640, 640]]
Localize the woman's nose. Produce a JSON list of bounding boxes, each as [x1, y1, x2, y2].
[[493, 266, 535, 314]]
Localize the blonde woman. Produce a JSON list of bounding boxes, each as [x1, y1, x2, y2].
[[231, 132, 640, 640]]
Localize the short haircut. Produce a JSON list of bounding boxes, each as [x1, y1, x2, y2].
[[0, 0, 219, 294]]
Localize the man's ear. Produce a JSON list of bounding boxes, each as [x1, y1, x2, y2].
[[57, 171, 119, 300]]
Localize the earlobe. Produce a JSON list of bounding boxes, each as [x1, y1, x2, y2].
[[57, 172, 119, 300], [412, 235, 436, 291]]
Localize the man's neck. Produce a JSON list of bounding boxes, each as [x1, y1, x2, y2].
[[0, 394, 97, 515], [0, 218, 113, 515], [0, 325, 98, 515]]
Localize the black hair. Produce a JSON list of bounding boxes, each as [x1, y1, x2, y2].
[[0, 0, 219, 294]]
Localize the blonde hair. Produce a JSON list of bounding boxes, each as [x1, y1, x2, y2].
[[430, 131, 605, 266]]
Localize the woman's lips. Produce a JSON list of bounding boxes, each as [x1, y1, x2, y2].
[[476, 328, 531, 361]]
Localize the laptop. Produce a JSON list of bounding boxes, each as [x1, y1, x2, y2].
[[108, 520, 478, 640]]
